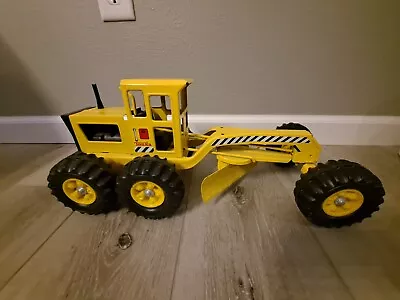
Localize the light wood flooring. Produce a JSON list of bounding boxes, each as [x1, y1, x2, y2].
[[0, 144, 399, 300]]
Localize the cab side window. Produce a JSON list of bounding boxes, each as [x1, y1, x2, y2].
[[128, 91, 146, 117], [149, 95, 171, 121]]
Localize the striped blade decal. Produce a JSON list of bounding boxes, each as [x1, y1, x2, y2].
[[134, 146, 155, 153], [211, 135, 310, 147]]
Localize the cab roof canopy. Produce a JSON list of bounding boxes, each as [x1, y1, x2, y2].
[[120, 79, 192, 91]]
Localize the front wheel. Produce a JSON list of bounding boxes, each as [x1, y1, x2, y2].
[[294, 160, 385, 227]]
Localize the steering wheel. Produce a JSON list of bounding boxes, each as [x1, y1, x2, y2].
[[135, 107, 146, 117]]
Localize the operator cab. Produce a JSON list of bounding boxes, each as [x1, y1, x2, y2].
[[64, 79, 191, 158], [120, 79, 190, 157]]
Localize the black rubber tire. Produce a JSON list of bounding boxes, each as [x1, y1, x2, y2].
[[116, 156, 185, 219], [275, 122, 311, 167], [277, 122, 310, 132], [294, 160, 385, 228], [47, 152, 117, 214]]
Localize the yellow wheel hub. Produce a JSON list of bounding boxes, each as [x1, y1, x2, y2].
[[62, 178, 97, 205], [322, 189, 364, 217], [130, 181, 165, 208]]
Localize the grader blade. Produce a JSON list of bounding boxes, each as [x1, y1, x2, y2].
[[201, 162, 256, 202]]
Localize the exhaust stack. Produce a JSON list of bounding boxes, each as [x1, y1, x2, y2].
[[92, 83, 104, 109]]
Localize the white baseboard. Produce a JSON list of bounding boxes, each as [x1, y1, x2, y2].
[[0, 115, 399, 145]]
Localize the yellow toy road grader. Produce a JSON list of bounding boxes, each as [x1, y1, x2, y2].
[[48, 79, 385, 227]]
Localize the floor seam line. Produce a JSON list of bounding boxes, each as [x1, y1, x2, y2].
[[0, 211, 74, 293], [273, 170, 356, 300], [309, 229, 356, 300], [168, 203, 188, 300]]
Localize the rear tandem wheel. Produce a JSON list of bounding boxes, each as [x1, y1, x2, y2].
[[116, 156, 185, 219], [47, 152, 117, 214]]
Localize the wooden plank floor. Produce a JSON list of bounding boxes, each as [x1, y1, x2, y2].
[[0, 144, 399, 300]]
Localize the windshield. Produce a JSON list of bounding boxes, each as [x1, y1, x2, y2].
[[179, 88, 187, 114]]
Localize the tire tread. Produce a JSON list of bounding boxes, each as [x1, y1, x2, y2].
[[116, 156, 184, 219], [294, 160, 385, 227], [47, 151, 116, 214]]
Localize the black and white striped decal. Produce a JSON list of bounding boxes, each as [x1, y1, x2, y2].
[[211, 135, 310, 147], [134, 146, 155, 153]]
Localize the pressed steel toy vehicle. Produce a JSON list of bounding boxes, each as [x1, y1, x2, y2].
[[48, 79, 385, 227]]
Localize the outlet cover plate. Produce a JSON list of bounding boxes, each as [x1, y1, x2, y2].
[[97, 0, 136, 22]]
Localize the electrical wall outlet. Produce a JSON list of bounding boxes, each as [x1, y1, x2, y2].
[[97, 0, 136, 22]]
